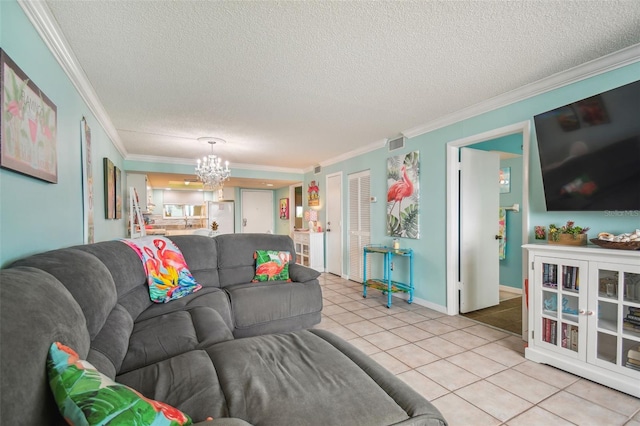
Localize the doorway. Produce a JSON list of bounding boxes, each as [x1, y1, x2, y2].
[[326, 172, 343, 276], [241, 189, 274, 233], [293, 185, 303, 230], [348, 170, 371, 283], [446, 121, 530, 339]]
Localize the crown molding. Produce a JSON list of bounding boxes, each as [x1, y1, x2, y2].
[[18, 0, 127, 157], [403, 43, 640, 139], [310, 138, 388, 172], [125, 154, 304, 175]]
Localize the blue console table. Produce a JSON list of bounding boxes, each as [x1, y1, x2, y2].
[[362, 245, 414, 308]]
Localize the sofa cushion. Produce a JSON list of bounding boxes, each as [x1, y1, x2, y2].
[[206, 330, 415, 426], [47, 342, 193, 426], [117, 350, 228, 423], [73, 240, 152, 320], [9, 249, 117, 340], [122, 237, 202, 303], [225, 280, 322, 332], [86, 304, 134, 378], [216, 233, 296, 287], [288, 262, 321, 283], [0, 267, 90, 426], [252, 250, 291, 282], [120, 307, 233, 374], [168, 235, 220, 288], [135, 287, 234, 330]]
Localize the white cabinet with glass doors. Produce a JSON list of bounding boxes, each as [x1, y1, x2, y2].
[[524, 244, 640, 398]]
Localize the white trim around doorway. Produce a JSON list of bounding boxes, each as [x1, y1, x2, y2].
[[445, 121, 531, 339]]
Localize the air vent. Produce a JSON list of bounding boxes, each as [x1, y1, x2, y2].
[[388, 135, 405, 151], [314, 165, 322, 174]]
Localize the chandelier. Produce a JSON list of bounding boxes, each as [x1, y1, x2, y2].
[[195, 138, 230, 190]]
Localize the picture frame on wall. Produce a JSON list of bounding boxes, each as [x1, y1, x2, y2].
[[0, 49, 58, 183], [387, 151, 420, 239], [104, 158, 115, 219], [81, 118, 94, 243], [279, 198, 289, 220], [115, 166, 122, 219], [499, 167, 511, 194], [308, 181, 319, 206]]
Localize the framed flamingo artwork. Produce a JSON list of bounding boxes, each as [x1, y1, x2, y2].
[[0, 49, 58, 183], [387, 151, 420, 239]]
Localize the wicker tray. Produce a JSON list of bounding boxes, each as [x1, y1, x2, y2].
[[589, 238, 640, 251]]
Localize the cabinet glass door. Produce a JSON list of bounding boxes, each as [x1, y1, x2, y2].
[[590, 263, 640, 376], [536, 257, 586, 357]]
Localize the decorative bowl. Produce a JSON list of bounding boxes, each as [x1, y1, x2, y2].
[[589, 238, 640, 251]]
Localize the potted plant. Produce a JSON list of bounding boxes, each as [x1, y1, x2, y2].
[[548, 221, 590, 246]]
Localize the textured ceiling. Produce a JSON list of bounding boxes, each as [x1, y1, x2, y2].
[[45, 1, 640, 171]]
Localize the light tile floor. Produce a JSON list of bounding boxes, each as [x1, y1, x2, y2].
[[313, 274, 640, 426]]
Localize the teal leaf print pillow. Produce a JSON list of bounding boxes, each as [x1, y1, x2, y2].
[[47, 342, 192, 425], [252, 250, 291, 282]]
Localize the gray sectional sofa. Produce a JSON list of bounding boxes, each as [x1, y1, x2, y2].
[[0, 233, 446, 425]]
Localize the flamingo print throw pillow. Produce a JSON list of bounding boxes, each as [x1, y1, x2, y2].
[[47, 342, 193, 425], [252, 250, 291, 282], [122, 237, 202, 303]]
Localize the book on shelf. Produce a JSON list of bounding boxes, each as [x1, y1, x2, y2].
[[627, 357, 640, 366], [562, 266, 578, 291], [629, 306, 640, 315], [570, 326, 578, 351], [543, 264, 558, 287], [626, 362, 640, 371], [624, 317, 640, 327], [626, 314, 640, 323], [623, 322, 640, 332], [628, 346, 640, 361]]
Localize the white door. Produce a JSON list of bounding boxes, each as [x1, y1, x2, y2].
[[326, 173, 342, 276], [460, 148, 500, 313], [348, 171, 371, 283], [241, 190, 274, 233]]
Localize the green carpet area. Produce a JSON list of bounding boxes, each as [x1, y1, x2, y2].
[[461, 296, 522, 335]]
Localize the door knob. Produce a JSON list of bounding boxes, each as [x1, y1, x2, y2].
[[327, 229, 331, 232], [495, 235, 502, 240]]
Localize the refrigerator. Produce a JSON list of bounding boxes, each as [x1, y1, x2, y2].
[[206, 201, 235, 235]]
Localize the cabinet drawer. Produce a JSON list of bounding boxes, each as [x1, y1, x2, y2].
[[295, 233, 310, 245]]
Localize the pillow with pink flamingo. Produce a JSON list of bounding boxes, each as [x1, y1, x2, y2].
[[122, 237, 202, 303], [252, 250, 292, 282]]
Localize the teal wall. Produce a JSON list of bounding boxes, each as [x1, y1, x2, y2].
[[0, 1, 125, 267], [306, 63, 640, 309], [274, 186, 291, 235], [498, 156, 523, 289]]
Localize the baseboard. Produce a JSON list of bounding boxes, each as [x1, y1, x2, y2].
[[388, 292, 448, 315], [499, 285, 522, 294]]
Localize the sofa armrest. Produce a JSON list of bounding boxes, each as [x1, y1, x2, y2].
[[193, 418, 253, 426], [288, 263, 321, 282]]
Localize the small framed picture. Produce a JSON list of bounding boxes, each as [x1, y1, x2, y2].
[[499, 167, 511, 194], [279, 198, 289, 220]]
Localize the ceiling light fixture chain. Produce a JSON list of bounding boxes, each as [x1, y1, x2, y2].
[[195, 138, 230, 190]]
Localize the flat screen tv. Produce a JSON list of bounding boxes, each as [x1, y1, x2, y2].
[[534, 80, 640, 211]]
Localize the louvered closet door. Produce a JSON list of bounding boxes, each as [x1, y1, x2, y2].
[[348, 170, 371, 283]]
